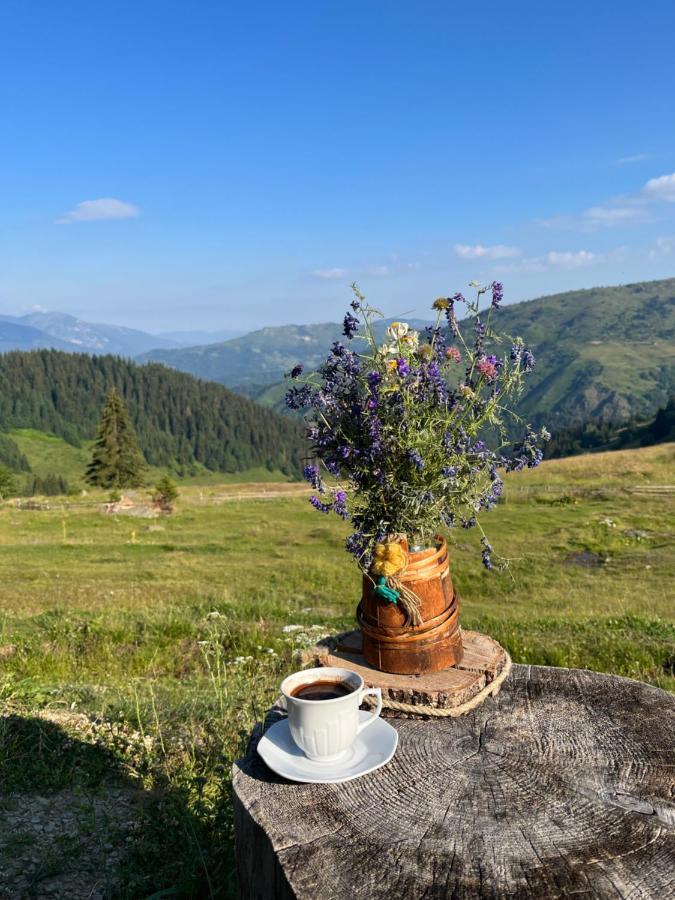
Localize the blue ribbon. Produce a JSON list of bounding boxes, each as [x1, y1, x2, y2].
[[373, 575, 399, 604]]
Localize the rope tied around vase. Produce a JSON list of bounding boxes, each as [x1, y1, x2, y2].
[[370, 541, 424, 626]]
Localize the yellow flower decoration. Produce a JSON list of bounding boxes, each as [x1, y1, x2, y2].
[[371, 541, 407, 577], [433, 297, 450, 310]]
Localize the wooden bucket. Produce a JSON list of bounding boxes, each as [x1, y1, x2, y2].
[[358, 535, 463, 675]]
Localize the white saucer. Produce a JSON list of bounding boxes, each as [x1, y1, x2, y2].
[[257, 711, 398, 784]]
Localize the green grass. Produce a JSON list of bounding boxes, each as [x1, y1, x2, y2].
[[8, 427, 293, 489], [10, 428, 93, 483], [0, 442, 673, 896]]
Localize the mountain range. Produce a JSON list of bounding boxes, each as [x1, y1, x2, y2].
[[0, 313, 248, 357], [137, 278, 675, 431], [0, 312, 179, 356], [3, 277, 675, 438], [137, 318, 433, 391]]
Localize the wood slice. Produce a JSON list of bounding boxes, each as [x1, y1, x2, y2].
[[301, 629, 507, 715], [233, 665, 675, 899]]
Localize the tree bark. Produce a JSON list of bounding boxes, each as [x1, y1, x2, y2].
[[233, 664, 675, 899]]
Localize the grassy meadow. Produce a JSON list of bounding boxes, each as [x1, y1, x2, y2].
[[0, 443, 674, 897]]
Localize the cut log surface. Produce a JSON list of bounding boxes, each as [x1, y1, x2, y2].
[[233, 665, 675, 899]]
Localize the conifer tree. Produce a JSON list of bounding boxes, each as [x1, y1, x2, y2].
[[85, 388, 146, 488], [0, 465, 16, 499]]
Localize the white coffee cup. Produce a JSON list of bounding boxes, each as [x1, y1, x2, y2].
[[281, 667, 383, 762]]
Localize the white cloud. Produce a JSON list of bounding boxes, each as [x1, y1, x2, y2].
[[616, 153, 647, 165], [312, 267, 349, 280], [542, 204, 649, 231], [56, 198, 140, 224], [454, 243, 521, 260], [642, 172, 675, 203], [582, 206, 646, 227], [311, 262, 402, 281], [541, 170, 675, 232], [498, 249, 599, 273], [648, 235, 675, 258], [545, 250, 597, 268]]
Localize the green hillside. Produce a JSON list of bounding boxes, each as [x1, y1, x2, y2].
[[137, 318, 432, 390], [234, 278, 675, 430], [0, 351, 306, 483], [484, 278, 675, 428], [6, 428, 295, 489]]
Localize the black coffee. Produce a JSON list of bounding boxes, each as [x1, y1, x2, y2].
[[291, 680, 355, 701]]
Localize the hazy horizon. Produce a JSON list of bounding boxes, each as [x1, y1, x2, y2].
[[3, 271, 675, 339]]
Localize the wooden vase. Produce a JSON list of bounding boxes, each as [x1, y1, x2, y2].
[[358, 535, 463, 675]]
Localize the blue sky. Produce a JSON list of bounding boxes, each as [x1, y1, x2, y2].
[[1, 1, 675, 332]]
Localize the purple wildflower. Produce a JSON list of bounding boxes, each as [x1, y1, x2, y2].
[[288, 364, 303, 378], [396, 358, 410, 377], [491, 282, 503, 308], [442, 466, 457, 478], [303, 463, 323, 492], [285, 385, 313, 409], [333, 490, 349, 519], [343, 312, 359, 339], [445, 300, 459, 337], [481, 536, 494, 570], [474, 318, 486, 351], [406, 449, 425, 470], [346, 531, 367, 560], [309, 495, 331, 514], [522, 350, 536, 373], [367, 371, 382, 388], [323, 457, 341, 476]]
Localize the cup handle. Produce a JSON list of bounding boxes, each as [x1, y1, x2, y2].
[[356, 687, 383, 733]]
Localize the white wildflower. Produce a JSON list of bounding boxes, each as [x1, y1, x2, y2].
[[386, 321, 409, 340], [376, 342, 398, 357]]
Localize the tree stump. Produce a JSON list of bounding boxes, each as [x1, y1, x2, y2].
[[233, 665, 675, 899]]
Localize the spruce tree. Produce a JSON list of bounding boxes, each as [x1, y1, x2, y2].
[[0, 465, 16, 499], [85, 388, 146, 488]]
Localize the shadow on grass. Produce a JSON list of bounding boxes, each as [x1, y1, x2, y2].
[[0, 713, 235, 899]]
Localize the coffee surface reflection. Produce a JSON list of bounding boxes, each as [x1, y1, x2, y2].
[[290, 680, 355, 701]]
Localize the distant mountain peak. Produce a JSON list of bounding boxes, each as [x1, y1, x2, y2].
[[0, 311, 178, 356]]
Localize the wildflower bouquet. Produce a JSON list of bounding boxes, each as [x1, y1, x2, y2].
[[286, 282, 548, 576]]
